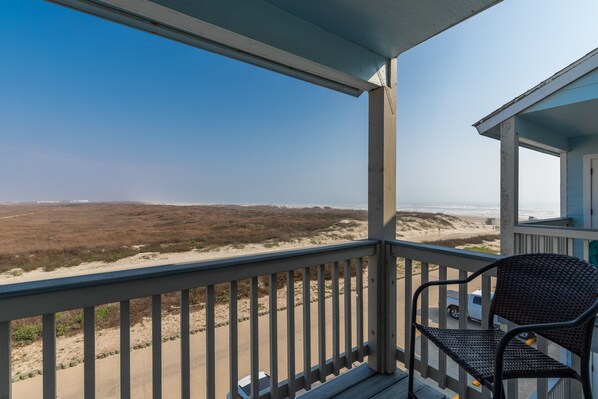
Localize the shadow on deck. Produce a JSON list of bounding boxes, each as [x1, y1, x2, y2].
[[301, 364, 447, 399]]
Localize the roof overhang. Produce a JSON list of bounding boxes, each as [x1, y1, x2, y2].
[[474, 48, 598, 154], [50, 0, 501, 96]]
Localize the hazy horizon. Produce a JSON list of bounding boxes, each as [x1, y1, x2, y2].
[[0, 199, 560, 220]]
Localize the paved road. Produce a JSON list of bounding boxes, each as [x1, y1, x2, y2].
[[11, 268, 545, 398]]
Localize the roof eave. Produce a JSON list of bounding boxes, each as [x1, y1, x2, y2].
[[474, 48, 598, 134]]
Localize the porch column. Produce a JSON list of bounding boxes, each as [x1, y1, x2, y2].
[[560, 152, 567, 218], [500, 117, 518, 256], [367, 59, 397, 374]]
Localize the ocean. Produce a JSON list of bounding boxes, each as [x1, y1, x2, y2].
[[153, 201, 561, 221], [397, 204, 560, 220]]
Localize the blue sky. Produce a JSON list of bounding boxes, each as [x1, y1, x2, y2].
[[1, 1, 597, 210]]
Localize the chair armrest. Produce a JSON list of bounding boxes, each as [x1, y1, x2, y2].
[[410, 262, 498, 328], [494, 298, 598, 382]]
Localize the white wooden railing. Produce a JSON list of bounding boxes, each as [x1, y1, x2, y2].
[[513, 224, 598, 261], [0, 238, 584, 399], [0, 240, 376, 399]]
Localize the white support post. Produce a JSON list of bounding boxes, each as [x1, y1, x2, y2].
[[500, 117, 518, 256], [560, 152, 568, 219], [367, 59, 397, 374]]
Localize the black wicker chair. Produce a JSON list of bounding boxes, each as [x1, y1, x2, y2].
[[407, 253, 598, 398]]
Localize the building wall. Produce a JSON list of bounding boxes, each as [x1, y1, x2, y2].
[[566, 135, 598, 258], [566, 135, 598, 228]]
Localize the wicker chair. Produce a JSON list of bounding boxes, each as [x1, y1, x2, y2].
[[407, 253, 598, 398]]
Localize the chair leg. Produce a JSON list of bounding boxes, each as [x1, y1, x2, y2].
[[408, 324, 417, 398], [581, 359, 593, 399], [492, 378, 503, 399]]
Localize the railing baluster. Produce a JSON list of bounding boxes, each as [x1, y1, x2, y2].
[[583, 240, 590, 261], [539, 236, 546, 252], [332, 261, 340, 375], [420, 262, 429, 379], [437, 266, 447, 389], [287, 270, 296, 397], [481, 275, 492, 399], [458, 271, 468, 399], [120, 300, 131, 399], [152, 295, 162, 399], [229, 281, 238, 399], [0, 321, 11, 399], [180, 290, 190, 399], [250, 277, 259, 399], [317, 264, 326, 382], [84, 306, 96, 399], [43, 313, 56, 399], [567, 238, 573, 256], [302, 267, 312, 391], [356, 258, 364, 362], [206, 285, 215, 399], [269, 274, 279, 399], [344, 260, 352, 369], [404, 258, 413, 369]]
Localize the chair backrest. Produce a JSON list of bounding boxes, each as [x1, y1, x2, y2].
[[489, 253, 598, 357]]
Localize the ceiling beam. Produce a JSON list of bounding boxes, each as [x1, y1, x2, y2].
[[50, 0, 392, 96]]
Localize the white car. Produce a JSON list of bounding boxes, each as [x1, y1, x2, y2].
[[446, 289, 533, 340], [227, 371, 271, 399]]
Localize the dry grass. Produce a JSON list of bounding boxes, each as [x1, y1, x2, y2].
[[0, 203, 367, 273]]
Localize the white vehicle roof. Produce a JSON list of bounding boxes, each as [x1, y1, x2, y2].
[[472, 289, 494, 298], [238, 371, 268, 387]]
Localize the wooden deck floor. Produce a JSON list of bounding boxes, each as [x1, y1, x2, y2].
[[300, 364, 447, 399]]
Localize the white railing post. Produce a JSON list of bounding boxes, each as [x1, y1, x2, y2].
[[367, 58, 397, 374], [0, 321, 11, 399], [500, 116, 518, 256]]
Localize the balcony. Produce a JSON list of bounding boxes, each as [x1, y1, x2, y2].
[[0, 239, 580, 399]]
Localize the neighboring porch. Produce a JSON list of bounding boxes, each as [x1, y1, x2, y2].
[[474, 48, 598, 261], [474, 47, 598, 397]]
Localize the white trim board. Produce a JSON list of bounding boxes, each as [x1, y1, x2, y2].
[[582, 153, 598, 229]]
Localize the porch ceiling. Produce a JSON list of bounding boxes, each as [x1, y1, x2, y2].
[[50, 0, 500, 96], [522, 98, 598, 138], [477, 98, 598, 156]]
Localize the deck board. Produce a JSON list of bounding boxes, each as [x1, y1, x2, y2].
[[301, 364, 447, 399], [299, 364, 377, 398]]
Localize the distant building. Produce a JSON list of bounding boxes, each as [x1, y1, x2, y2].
[[485, 217, 496, 225]]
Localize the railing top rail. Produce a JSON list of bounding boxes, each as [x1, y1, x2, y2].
[[0, 240, 378, 321], [514, 224, 598, 240], [519, 217, 570, 226], [387, 240, 500, 275]]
